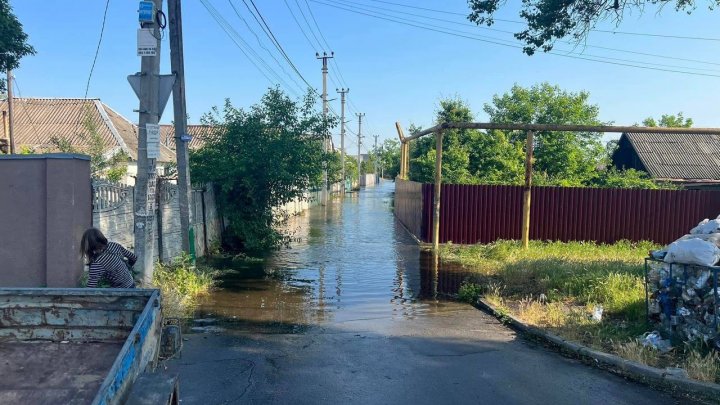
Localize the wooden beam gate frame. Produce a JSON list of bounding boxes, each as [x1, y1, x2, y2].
[[396, 121, 720, 251]]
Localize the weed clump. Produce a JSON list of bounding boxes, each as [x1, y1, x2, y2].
[[152, 253, 218, 317]]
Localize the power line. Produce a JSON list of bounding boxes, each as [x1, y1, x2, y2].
[[284, 0, 319, 52], [338, 0, 720, 68], [228, 0, 305, 90], [356, 0, 720, 41], [84, 0, 111, 99], [303, 0, 333, 51], [244, 0, 319, 93], [201, 0, 301, 95], [310, 0, 720, 78], [294, 0, 325, 50], [11, 77, 42, 138]]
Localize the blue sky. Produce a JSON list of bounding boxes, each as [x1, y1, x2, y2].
[[9, 0, 720, 151]]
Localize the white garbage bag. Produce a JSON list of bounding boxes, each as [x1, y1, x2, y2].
[[664, 238, 720, 266], [676, 233, 720, 247], [689, 217, 720, 234]]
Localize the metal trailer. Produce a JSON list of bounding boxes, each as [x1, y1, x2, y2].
[[0, 288, 179, 405]]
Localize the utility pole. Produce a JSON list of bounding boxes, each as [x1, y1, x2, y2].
[[316, 51, 333, 204], [337, 88, 349, 193], [168, 0, 194, 258], [373, 134, 379, 181], [133, 0, 163, 285], [6, 70, 14, 154], [356, 112, 365, 179]]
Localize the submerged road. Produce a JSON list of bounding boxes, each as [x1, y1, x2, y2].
[[165, 182, 694, 404]]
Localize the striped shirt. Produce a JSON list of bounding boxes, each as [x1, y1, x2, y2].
[[87, 242, 137, 288]]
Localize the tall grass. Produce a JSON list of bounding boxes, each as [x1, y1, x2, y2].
[[152, 254, 217, 317], [441, 240, 654, 320]]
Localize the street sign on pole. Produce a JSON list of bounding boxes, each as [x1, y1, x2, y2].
[[137, 29, 157, 56], [128, 74, 176, 118], [146, 123, 160, 158]]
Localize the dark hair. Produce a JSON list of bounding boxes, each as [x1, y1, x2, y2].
[[81, 228, 108, 263]]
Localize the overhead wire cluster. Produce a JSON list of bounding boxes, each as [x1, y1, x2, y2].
[[199, 0, 373, 154], [307, 0, 720, 78]]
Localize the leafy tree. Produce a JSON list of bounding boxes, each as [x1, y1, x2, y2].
[[409, 98, 475, 183], [190, 89, 334, 252], [642, 112, 693, 128], [0, 0, 35, 92], [468, 0, 718, 55], [484, 83, 605, 185], [595, 168, 676, 190], [377, 139, 400, 178]]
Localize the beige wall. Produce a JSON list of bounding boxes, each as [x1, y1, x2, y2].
[[0, 154, 91, 287]]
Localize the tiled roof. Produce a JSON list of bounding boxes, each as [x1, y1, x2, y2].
[[622, 132, 720, 181], [0, 98, 175, 163], [160, 124, 213, 150]]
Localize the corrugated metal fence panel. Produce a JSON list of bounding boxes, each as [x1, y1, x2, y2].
[[394, 179, 424, 240], [420, 184, 720, 245]]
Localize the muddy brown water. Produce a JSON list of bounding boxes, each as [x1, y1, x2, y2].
[[192, 181, 473, 332]]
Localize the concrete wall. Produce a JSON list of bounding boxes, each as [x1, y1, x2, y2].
[[359, 174, 377, 187], [92, 180, 222, 263], [0, 154, 91, 287], [275, 182, 345, 217]]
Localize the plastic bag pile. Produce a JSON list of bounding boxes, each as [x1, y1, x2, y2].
[[647, 216, 720, 350]]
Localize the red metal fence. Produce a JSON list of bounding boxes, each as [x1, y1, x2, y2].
[[395, 179, 720, 245]]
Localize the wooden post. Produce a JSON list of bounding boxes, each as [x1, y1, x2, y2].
[[168, 0, 194, 255], [522, 130, 534, 249], [395, 122, 406, 180], [433, 130, 443, 251], [404, 142, 410, 179]]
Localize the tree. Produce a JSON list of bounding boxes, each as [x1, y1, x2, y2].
[[0, 0, 35, 92], [642, 112, 693, 128], [409, 98, 475, 183], [484, 83, 605, 186], [377, 139, 400, 179], [190, 89, 334, 252], [467, 1, 718, 55]]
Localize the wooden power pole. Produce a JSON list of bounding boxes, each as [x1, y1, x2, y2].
[[316, 52, 333, 205], [337, 88, 349, 193], [168, 0, 194, 257], [133, 0, 163, 285], [6, 70, 14, 154]]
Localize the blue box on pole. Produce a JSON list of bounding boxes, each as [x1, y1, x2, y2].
[[138, 1, 155, 23]]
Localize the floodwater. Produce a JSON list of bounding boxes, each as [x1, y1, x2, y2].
[[193, 180, 471, 331]]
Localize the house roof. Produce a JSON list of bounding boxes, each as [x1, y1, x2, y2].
[[0, 98, 175, 162], [160, 124, 213, 150], [620, 132, 720, 181]]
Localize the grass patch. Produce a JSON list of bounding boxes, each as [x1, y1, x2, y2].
[[440, 240, 720, 384], [152, 253, 219, 318]]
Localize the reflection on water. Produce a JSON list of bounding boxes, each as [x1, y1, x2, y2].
[[195, 182, 476, 331]]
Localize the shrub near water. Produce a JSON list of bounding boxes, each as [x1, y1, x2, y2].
[[152, 254, 217, 318]]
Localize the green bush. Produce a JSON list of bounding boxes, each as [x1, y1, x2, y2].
[[458, 281, 482, 303], [152, 253, 218, 317]]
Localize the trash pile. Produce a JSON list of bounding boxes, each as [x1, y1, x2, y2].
[[647, 216, 720, 351]]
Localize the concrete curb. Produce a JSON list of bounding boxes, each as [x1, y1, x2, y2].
[[475, 298, 720, 402]]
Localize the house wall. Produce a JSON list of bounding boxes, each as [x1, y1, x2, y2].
[[612, 136, 646, 172], [0, 154, 91, 287]]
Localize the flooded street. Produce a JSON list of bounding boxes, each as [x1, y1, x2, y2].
[[192, 181, 462, 333], [166, 182, 694, 405]]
